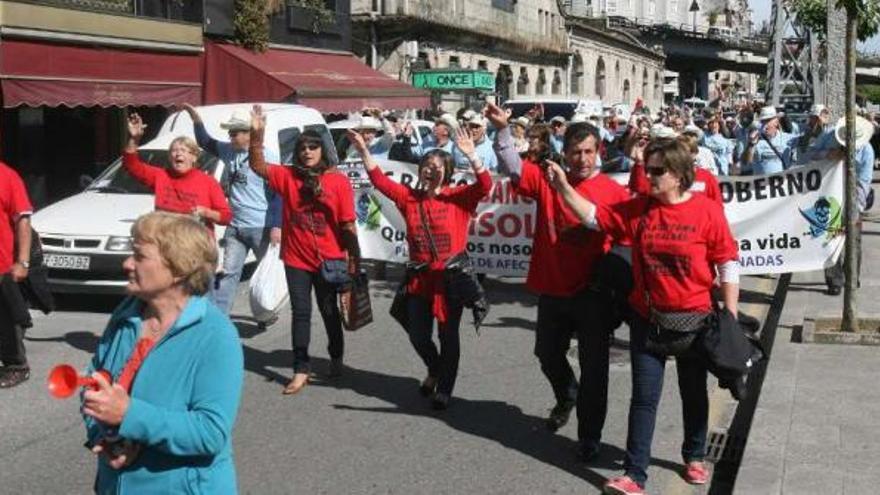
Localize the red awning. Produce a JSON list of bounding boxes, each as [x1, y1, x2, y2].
[[204, 41, 430, 113], [0, 39, 201, 108]]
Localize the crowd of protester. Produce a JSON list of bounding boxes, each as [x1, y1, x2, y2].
[[0, 95, 876, 495]]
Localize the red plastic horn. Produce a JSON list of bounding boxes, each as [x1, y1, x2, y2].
[[47, 364, 110, 399]]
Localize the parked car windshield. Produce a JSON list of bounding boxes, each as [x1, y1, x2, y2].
[[85, 149, 220, 194]]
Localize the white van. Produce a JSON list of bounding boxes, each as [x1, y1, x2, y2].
[[31, 103, 333, 294]]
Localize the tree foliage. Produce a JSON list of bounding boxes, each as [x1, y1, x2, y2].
[[859, 84, 880, 103], [233, 0, 270, 52], [787, 0, 880, 41]]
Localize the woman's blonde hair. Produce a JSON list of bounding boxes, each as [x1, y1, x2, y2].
[[677, 134, 700, 155], [131, 212, 217, 295], [168, 136, 200, 156]]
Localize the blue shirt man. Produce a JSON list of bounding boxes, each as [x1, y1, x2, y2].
[[453, 115, 498, 171], [702, 129, 734, 175], [744, 112, 801, 175], [186, 105, 281, 315]]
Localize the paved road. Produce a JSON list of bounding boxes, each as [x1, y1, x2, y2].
[[0, 269, 777, 494]]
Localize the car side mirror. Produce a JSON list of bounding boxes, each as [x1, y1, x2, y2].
[[79, 174, 94, 190]]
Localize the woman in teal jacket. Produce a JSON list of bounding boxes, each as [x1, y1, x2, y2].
[[81, 212, 244, 494]]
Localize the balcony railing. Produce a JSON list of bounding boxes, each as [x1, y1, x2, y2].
[[20, 0, 203, 23]]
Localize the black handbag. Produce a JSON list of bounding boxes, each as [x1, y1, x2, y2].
[[635, 201, 708, 357], [389, 261, 428, 331], [418, 203, 490, 332], [308, 210, 352, 292]]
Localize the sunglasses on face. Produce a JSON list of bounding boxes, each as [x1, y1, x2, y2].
[[298, 144, 321, 152], [228, 130, 247, 137], [646, 166, 668, 177], [467, 124, 483, 129]]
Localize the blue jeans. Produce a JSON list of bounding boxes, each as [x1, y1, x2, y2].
[[406, 294, 463, 395], [212, 226, 271, 314], [624, 314, 709, 487], [285, 266, 343, 374]]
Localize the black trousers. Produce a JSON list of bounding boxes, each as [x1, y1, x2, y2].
[[535, 289, 612, 446], [0, 275, 27, 367], [405, 294, 464, 396], [285, 266, 344, 374]]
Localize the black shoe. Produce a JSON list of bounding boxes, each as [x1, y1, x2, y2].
[[545, 399, 576, 431], [431, 392, 450, 410], [419, 376, 438, 397], [0, 366, 30, 388], [328, 358, 344, 378], [827, 285, 842, 296], [578, 441, 601, 463]]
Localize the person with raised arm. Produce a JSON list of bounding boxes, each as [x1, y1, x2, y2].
[[544, 138, 740, 495], [348, 126, 491, 410], [122, 113, 231, 237], [248, 105, 360, 395], [489, 102, 631, 462]]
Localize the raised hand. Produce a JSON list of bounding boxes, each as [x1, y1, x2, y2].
[[250, 105, 266, 134], [346, 129, 369, 156], [127, 113, 146, 141], [454, 126, 476, 158], [544, 161, 569, 192], [484, 102, 509, 130]]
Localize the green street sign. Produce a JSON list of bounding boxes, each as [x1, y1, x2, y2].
[[411, 70, 495, 91]]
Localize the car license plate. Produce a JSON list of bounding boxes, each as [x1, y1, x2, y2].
[[45, 254, 91, 270]]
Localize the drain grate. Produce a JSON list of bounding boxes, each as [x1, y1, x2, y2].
[[705, 430, 747, 465]]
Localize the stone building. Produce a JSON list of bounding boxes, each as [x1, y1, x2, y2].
[[351, 0, 665, 111]]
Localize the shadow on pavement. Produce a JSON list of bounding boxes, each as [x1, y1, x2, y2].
[[26, 330, 100, 354], [273, 356, 683, 492]]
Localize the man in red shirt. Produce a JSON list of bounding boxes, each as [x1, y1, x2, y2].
[[490, 103, 631, 462], [0, 162, 33, 388]]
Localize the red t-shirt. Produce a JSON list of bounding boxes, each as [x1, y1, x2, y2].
[[267, 165, 356, 272], [628, 162, 722, 204], [368, 167, 492, 322], [123, 152, 232, 235], [515, 160, 631, 297], [596, 194, 738, 318], [0, 162, 33, 274]]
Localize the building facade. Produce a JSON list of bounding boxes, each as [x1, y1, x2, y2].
[[352, 0, 665, 111]]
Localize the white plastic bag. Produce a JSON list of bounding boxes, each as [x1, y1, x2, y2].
[[249, 244, 289, 323]]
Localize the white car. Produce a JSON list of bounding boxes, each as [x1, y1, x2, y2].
[[31, 103, 333, 294]]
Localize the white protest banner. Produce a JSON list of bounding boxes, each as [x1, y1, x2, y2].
[[338, 159, 534, 276], [340, 158, 845, 277], [719, 159, 844, 275]]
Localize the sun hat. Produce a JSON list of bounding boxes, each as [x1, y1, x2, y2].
[[466, 113, 488, 128], [650, 124, 679, 140], [682, 124, 704, 140], [834, 116, 875, 150], [549, 115, 567, 125], [219, 108, 252, 131], [512, 116, 531, 129], [434, 113, 459, 130], [810, 104, 828, 117], [354, 115, 383, 131], [757, 105, 779, 122]]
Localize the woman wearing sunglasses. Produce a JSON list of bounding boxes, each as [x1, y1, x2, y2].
[[627, 128, 722, 204], [123, 113, 232, 238], [347, 126, 492, 410], [247, 106, 360, 396], [545, 138, 739, 495]]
